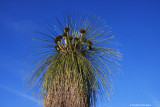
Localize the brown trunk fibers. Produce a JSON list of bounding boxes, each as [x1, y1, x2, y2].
[[43, 71, 89, 107]]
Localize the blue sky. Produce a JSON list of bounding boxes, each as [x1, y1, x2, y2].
[[0, 0, 160, 107]]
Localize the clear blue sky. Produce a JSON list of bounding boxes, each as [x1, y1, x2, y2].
[[0, 0, 160, 107]]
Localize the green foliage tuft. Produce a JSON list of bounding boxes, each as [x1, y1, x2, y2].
[[25, 11, 121, 106]]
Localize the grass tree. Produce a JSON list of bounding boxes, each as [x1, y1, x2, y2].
[[25, 12, 121, 107]]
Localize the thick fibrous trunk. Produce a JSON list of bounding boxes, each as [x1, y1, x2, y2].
[[43, 72, 89, 107]]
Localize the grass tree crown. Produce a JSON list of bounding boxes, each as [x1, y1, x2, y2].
[[25, 11, 121, 106]]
